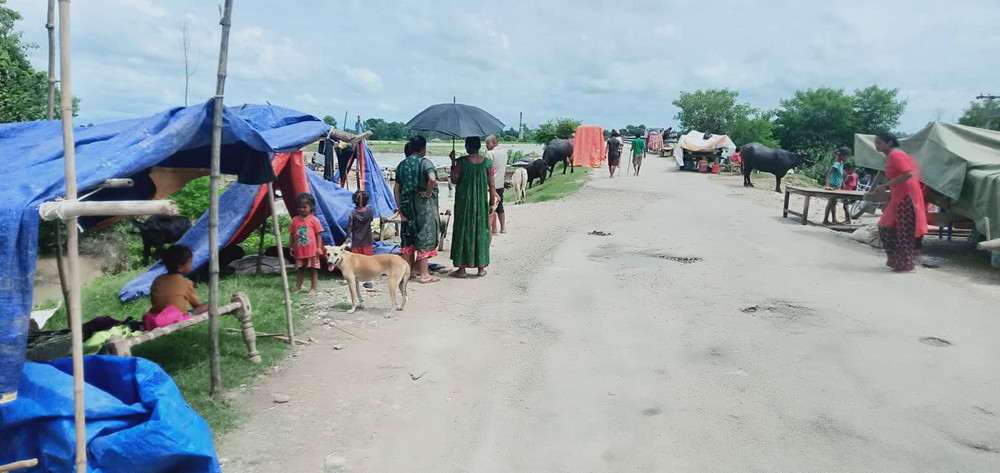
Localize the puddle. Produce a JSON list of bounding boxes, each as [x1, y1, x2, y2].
[[919, 337, 952, 347]]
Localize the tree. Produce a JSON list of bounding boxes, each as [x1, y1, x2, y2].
[[0, 0, 79, 122], [621, 124, 646, 137], [533, 117, 581, 144], [958, 99, 1000, 131], [852, 85, 906, 134], [322, 115, 338, 128], [672, 88, 776, 146], [774, 88, 857, 152]]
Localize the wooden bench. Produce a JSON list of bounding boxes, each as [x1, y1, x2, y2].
[[105, 292, 261, 363], [783, 186, 867, 226]]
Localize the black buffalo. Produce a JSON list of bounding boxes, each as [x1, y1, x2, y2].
[[525, 159, 548, 188], [741, 143, 812, 193], [543, 139, 574, 177], [132, 215, 192, 265]]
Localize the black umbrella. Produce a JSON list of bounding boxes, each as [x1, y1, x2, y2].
[[405, 102, 505, 139]]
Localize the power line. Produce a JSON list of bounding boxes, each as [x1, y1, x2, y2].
[[976, 94, 998, 100]]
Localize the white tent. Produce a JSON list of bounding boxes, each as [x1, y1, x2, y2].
[[674, 131, 737, 167]]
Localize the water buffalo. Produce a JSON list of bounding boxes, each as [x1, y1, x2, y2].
[[131, 215, 193, 265], [741, 143, 812, 193], [543, 139, 574, 177], [525, 159, 548, 188]]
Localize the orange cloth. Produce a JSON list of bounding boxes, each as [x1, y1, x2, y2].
[[149, 273, 201, 314], [571, 125, 606, 168]]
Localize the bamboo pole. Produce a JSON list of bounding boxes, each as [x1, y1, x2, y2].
[[39, 199, 178, 220], [0, 458, 38, 473], [208, 0, 234, 398], [56, 1, 86, 471], [53, 223, 70, 325], [266, 183, 295, 346], [255, 219, 266, 274], [46, 0, 56, 121]]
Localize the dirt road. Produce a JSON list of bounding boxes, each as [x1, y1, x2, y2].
[[218, 157, 1000, 472]]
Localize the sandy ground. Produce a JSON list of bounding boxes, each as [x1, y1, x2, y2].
[[217, 157, 1000, 472]]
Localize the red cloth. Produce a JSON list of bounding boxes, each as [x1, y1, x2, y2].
[[351, 244, 374, 255], [290, 215, 324, 259], [731, 151, 742, 166], [142, 305, 192, 331], [572, 126, 606, 168], [228, 151, 314, 246], [842, 173, 858, 191], [879, 149, 927, 238]]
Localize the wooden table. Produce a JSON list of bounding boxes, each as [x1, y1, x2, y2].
[[783, 186, 867, 225]]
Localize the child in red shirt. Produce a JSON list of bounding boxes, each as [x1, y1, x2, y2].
[[841, 163, 859, 224], [290, 193, 324, 295]]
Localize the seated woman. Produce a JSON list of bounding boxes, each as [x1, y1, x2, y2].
[[145, 245, 209, 330]]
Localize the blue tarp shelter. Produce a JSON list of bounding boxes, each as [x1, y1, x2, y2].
[[0, 101, 330, 402]]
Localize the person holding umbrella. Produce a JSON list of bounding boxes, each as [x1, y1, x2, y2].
[[449, 137, 498, 278]]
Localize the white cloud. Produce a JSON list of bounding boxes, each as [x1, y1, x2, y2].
[[119, 0, 167, 18], [378, 103, 399, 112], [344, 67, 384, 94]]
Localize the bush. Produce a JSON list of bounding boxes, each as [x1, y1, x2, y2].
[[506, 149, 525, 165], [238, 215, 292, 256]]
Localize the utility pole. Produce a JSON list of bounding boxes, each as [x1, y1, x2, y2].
[[518, 112, 523, 141]]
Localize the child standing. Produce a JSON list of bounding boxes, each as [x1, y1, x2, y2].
[[841, 163, 859, 224], [346, 190, 375, 255], [290, 193, 324, 295], [823, 147, 851, 225]]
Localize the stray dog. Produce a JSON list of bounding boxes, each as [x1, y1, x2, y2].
[[510, 168, 528, 204], [326, 244, 410, 313]]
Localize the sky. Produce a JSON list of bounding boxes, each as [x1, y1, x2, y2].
[[8, 0, 1000, 132]]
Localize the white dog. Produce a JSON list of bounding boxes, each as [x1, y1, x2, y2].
[[326, 244, 410, 313], [511, 167, 528, 204]]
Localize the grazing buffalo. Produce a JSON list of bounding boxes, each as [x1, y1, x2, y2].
[[543, 139, 574, 177], [525, 159, 548, 188], [131, 215, 192, 265], [741, 142, 813, 193]]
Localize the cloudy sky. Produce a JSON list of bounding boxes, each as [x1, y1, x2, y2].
[[9, 0, 1000, 132]]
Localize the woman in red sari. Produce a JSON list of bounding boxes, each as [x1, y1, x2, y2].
[[872, 133, 928, 271]]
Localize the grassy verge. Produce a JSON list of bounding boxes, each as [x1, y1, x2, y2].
[[43, 270, 304, 433], [524, 167, 593, 204]]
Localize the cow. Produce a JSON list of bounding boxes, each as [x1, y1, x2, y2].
[[543, 139, 574, 177], [131, 215, 192, 265], [525, 159, 548, 188], [740, 142, 813, 193]]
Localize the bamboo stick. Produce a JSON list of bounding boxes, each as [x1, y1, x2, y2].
[[266, 183, 295, 346], [56, 1, 86, 471], [39, 199, 178, 220], [255, 219, 266, 274], [207, 0, 235, 398], [45, 0, 56, 121], [978, 238, 1000, 251], [53, 223, 70, 327], [0, 458, 38, 473]]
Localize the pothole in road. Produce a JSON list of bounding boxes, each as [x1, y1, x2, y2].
[[587, 230, 612, 236], [648, 253, 703, 264], [919, 336, 952, 347], [741, 300, 814, 320]]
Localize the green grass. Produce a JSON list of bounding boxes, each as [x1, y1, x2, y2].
[[524, 167, 593, 203], [42, 269, 305, 433]]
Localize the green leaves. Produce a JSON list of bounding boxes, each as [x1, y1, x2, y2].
[[773, 86, 906, 152], [958, 99, 1000, 131], [534, 117, 581, 144], [321, 115, 337, 128], [672, 88, 775, 147]]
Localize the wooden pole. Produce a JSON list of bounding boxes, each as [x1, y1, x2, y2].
[[0, 458, 38, 473], [39, 199, 178, 220], [266, 183, 295, 346], [46, 0, 56, 121], [56, 1, 86, 471], [255, 219, 266, 274], [53, 223, 70, 325], [208, 0, 234, 398]]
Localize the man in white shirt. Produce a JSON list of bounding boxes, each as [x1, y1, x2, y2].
[[486, 135, 508, 234]]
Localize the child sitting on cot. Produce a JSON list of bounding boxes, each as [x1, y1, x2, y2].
[[346, 190, 375, 255], [146, 245, 208, 330], [290, 192, 324, 295], [841, 163, 859, 224]]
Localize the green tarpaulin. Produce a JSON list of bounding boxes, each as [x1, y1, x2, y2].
[[855, 122, 1000, 239]]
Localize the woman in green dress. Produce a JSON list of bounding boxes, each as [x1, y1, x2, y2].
[[449, 136, 498, 278], [393, 135, 440, 283]]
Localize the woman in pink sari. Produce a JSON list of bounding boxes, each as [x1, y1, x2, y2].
[[872, 133, 927, 272]]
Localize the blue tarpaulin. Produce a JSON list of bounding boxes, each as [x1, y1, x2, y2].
[[0, 102, 330, 401], [0, 356, 221, 473]]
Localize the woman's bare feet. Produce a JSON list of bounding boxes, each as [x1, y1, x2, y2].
[[308, 289, 317, 296], [420, 276, 440, 284]]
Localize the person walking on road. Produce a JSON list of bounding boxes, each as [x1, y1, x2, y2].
[[394, 136, 441, 284], [606, 130, 623, 178], [449, 137, 498, 278], [871, 133, 927, 272], [631, 133, 646, 176], [486, 135, 508, 235]]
